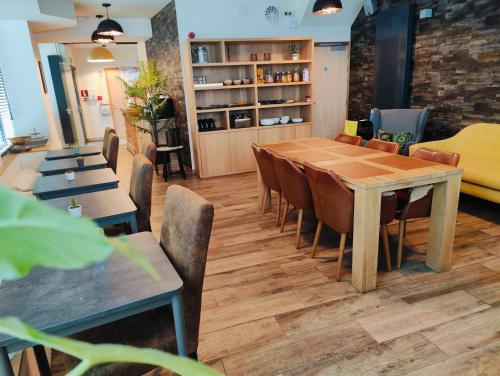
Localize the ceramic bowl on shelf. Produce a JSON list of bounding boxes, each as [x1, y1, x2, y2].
[[242, 78, 252, 84], [223, 79, 233, 86], [260, 118, 275, 126], [292, 118, 304, 123], [272, 117, 280, 124], [232, 79, 242, 85]]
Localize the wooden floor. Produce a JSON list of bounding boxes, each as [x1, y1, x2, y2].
[[58, 148, 500, 375]]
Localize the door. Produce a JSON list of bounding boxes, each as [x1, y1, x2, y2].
[[71, 66, 88, 142], [198, 132, 231, 177], [105, 68, 128, 139], [229, 129, 258, 173], [313, 44, 350, 139]]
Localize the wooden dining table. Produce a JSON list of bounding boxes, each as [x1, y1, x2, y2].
[[45, 146, 102, 160], [258, 137, 463, 292]]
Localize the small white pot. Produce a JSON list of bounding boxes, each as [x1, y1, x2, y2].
[[291, 53, 300, 61], [65, 171, 75, 181], [68, 205, 82, 217]]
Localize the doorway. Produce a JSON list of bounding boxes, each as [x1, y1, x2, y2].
[[312, 43, 350, 138], [104, 68, 130, 139]]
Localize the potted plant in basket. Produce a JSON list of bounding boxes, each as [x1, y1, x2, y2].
[[120, 60, 176, 145], [289, 43, 300, 60], [67, 197, 82, 217]]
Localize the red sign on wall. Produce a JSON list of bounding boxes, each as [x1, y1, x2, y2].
[[80, 89, 88, 98]]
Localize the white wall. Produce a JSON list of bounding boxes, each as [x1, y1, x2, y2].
[[70, 44, 139, 139], [0, 21, 51, 138]]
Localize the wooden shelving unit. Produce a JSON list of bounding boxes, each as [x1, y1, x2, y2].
[[184, 38, 314, 178]]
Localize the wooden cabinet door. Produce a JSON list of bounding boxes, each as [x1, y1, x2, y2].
[[230, 129, 258, 173], [258, 127, 283, 144], [282, 126, 296, 140], [199, 133, 231, 177], [296, 123, 313, 139]]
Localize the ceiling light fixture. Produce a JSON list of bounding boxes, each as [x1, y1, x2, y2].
[[312, 0, 343, 15], [88, 46, 115, 63], [97, 3, 124, 36], [91, 15, 114, 43]]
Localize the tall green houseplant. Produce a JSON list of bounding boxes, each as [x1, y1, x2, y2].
[[121, 60, 175, 145]]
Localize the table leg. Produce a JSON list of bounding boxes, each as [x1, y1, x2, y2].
[[351, 187, 381, 293], [427, 174, 461, 271], [257, 166, 271, 212], [0, 347, 14, 376], [172, 292, 186, 356], [129, 214, 138, 234], [33, 345, 52, 376]]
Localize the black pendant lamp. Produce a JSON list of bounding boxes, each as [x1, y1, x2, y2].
[[97, 3, 124, 36], [312, 0, 343, 15], [91, 15, 114, 43]]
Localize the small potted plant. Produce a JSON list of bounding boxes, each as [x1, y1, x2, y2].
[[65, 170, 75, 181], [76, 156, 85, 167], [67, 198, 82, 217], [289, 43, 300, 61]]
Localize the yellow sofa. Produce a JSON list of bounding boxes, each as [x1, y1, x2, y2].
[[409, 123, 500, 204]]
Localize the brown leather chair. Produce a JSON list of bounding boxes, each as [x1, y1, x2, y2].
[[144, 143, 158, 175], [252, 143, 283, 226], [272, 153, 312, 249], [395, 147, 460, 268], [64, 185, 214, 375], [365, 138, 400, 154], [102, 126, 116, 157], [335, 133, 362, 146], [129, 154, 154, 232], [304, 162, 397, 280], [105, 134, 119, 173]]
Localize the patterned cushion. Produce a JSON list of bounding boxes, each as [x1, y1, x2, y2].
[[377, 130, 412, 154]]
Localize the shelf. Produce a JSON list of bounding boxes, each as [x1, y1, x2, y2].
[[258, 121, 312, 128], [192, 62, 254, 67], [255, 60, 312, 65], [257, 82, 311, 87], [194, 84, 255, 91], [258, 102, 312, 109], [192, 60, 312, 67], [196, 105, 256, 113]]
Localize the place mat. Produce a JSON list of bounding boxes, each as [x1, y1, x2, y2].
[[326, 145, 380, 157], [299, 138, 339, 148], [288, 150, 339, 164], [266, 142, 309, 153], [367, 155, 438, 170], [320, 161, 393, 179]]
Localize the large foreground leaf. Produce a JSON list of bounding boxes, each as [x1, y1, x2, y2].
[[0, 317, 221, 376], [0, 187, 158, 280]]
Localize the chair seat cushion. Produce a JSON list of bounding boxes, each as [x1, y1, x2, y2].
[[11, 169, 42, 192], [460, 158, 500, 190]]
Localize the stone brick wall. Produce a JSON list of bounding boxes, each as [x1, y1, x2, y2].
[[349, 0, 500, 139], [146, 0, 191, 167]]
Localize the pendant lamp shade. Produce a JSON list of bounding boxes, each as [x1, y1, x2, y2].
[[97, 3, 124, 36], [88, 47, 115, 63], [91, 29, 114, 43], [312, 0, 343, 15]]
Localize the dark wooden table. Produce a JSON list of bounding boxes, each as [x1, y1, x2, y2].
[[33, 168, 118, 200], [45, 188, 138, 233], [0, 232, 186, 375], [45, 146, 102, 160], [39, 155, 108, 176]]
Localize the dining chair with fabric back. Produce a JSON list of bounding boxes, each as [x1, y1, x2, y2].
[[252, 143, 283, 226], [144, 143, 159, 175], [304, 162, 397, 280], [395, 147, 460, 268], [272, 153, 312, 249], [63, 185, 215, 375], [335, 133, 362, 146], [129, 154, 154, 232], [105, 133, 119, 173], [102, 126, 116, 157], [365, 138, 400, 154]]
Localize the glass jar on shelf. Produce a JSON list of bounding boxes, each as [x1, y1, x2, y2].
[[302, 67, 310, 82], [281, 72, 287, 83], [257, 68, 265, 84], [293, 68, 300, 82], [286, 71, 293, 83], [265, 68, 274, 83]]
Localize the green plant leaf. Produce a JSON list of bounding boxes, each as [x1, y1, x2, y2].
[[0, 317, 222, 376], [0, 187, 157, 281]]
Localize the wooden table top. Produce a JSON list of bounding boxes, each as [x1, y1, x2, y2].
[[263, 138, 463, 190], [0, 232, 182, 352], [44, 188, 137, 221], [39, 155, 108, 175], [33, 168, 118, 197], [45, 146, 102, 160]]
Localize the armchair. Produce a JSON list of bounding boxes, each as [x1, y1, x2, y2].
[[369, 108, 429, 155]]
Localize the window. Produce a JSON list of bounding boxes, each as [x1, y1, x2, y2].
[[0, 67, 13, 154]]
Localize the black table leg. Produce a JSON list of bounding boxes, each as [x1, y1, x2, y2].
[[34, 345, 52, 376], [163, 151, 168, 182], [177, 151, 186, 180]]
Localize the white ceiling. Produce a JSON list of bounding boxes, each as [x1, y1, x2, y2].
[[74, 0, 170, 18]]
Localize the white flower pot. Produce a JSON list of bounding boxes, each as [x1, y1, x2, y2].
[[68, 205, 82, 217], [291, 53, 300, 61], [65, 171, 75, 181]]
